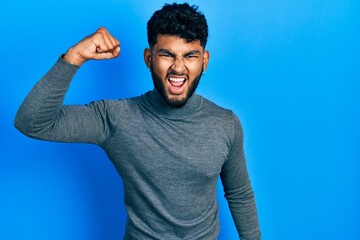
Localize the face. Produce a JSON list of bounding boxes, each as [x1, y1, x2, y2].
[[144, 35, 210, 107]]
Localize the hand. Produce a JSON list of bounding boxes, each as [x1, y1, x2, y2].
[[63, 27, 120, 66]]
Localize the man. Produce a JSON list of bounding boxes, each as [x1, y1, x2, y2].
[[15, 3, 261, 240]]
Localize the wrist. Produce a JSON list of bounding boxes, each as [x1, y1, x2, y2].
[[63, 47, 86, 66]]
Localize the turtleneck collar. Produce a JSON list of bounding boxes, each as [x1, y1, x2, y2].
[[141, 89, 203, 118]]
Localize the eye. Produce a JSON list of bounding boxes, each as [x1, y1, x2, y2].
[[159, 54, 171, 57], [184, 54, 200, 61], [158, 52, 174, 58]]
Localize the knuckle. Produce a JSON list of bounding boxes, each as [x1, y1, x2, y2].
[[97, 26, 106, 31], [96, 27, 107, 35]]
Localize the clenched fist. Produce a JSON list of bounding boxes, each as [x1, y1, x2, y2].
[[63, 27, 120, 66]]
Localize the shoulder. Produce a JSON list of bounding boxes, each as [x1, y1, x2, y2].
[[198, 95, 243, 136], [197, 95, 245, 152], [90, 95, 141, 108], [200, 95, 240, 124], [86, 95, 143, 118]]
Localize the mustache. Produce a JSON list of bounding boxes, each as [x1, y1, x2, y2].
[[166, 70, 188, 78]]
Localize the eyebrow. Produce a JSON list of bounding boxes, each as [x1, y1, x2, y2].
[[157, 49, 201, 57]]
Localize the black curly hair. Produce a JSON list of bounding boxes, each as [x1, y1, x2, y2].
[[147, 3, 208, 49]]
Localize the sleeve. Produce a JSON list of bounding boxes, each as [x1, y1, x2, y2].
[[220, 113, 261, 240], [14, 57, 112, 145]]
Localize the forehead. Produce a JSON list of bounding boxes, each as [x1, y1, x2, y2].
[[153, 35, 203, 53]]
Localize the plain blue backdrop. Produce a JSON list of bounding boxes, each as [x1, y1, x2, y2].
[[1, 0, 359, 239]]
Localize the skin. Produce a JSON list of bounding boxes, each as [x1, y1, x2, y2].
[[63, 28, 210, 107], [144, 35, 210, 107], [63, 27, 120, 66]]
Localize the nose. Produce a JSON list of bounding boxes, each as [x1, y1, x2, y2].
[[171, 56, 186, 73]]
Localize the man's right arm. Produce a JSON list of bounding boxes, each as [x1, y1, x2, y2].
[[62, 27, 120, 66], [14, 27, 120, 144]]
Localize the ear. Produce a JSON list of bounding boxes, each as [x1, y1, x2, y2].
[[144, 48, 152, 69], [203, 50, 210, 72]]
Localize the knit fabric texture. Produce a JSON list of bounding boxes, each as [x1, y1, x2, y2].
[[15, 58, 261, 240]]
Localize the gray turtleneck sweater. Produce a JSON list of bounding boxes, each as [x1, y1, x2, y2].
[[15, 58, 261, 240]]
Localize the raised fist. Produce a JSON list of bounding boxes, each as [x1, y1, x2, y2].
[[63, 27, 120, 66]]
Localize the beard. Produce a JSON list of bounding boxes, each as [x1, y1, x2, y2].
[[150, 65, 203, 108]]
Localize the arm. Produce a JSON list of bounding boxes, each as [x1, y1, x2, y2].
[[14, 27, 120, 144], [220, 115, 261, 240]]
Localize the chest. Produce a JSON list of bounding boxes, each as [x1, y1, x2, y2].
[[104, 110, 232, 182]]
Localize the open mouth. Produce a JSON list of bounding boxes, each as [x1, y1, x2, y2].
[[169, 77, 186, 87], [167, 76, 187, 95]]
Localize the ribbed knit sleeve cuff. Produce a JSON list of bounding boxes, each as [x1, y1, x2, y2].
[[56, 54, 81, 77], [42, 55, 81, 89]]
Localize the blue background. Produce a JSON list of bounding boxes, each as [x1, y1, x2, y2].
[[1, 0, 359, 239]]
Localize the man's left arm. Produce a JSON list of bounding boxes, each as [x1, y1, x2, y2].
[[220, 114, 261, 240]]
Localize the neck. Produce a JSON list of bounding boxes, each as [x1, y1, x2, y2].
[[142, 89, 202, 118]]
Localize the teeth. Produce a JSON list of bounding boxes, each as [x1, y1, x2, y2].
[[169, 77, 185, 82]]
